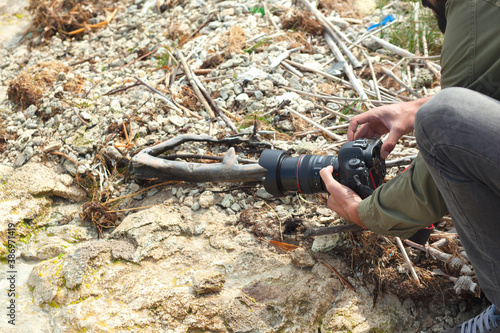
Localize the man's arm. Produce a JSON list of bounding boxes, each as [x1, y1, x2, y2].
[[320, 96, 448, 238]]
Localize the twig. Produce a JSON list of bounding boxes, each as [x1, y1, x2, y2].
[[362, 49, 381, 100], [299, 0, 361, 68], [134, 76, 183, 113], [104, 82, 140, 96], [413, 2, 420, 56], [294, 123, 349, 137], [180, 12, 215, 45], [176, 50, 216, 120], [69, 57, 94, 66], [49, 151, 78, 165], [68, 8, 118, 35], [281, 86, 398, 105], [385, 154, 417, 167], [371, 36, 415, 58], [318, 259, 356, 292], [114, 46, 159, 72], [324, 34, 369, 104], [286, 106, 343, 141], [280, 61, 303, 77], [382, 67, 422, 98], [422, 27, 441, 80], [395, 237, 421, 285], [191, 74, 239, 133], [349, 19, 398, 49], [263, 2, 280, 31], [319, 105, 352, 120]]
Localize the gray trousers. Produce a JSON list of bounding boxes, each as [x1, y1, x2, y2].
[[415, 87, 500, 308]]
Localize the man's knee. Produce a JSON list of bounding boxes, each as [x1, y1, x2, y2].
[[415, 87, 469, 145]]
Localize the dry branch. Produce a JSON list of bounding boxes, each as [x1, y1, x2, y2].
[[176, 50, 216, 120], [298, 0, 361, 68], [286, 106, 343, 141], [129, 135, 268, 182]]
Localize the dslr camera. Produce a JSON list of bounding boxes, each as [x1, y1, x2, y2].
[[258, 138, 386, 199]]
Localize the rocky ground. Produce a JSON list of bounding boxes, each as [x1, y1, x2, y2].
[[0, 0, 491, 332]]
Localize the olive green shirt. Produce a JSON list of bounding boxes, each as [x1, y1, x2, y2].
[[358, 0, 500, 238]]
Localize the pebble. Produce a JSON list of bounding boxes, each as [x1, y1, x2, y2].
[[198, 191, 215, 208]]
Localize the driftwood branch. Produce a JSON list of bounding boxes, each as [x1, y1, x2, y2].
[[176, 50, 216, 120], [129, 135, 268, 182]]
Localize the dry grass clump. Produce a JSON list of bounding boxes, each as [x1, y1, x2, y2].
[[7, 61, 85, 110], [176, 85, 200, 110], [281, 10, 324, 36], [7, 61, 68, 109], [227, 26, 246, 54], [28, 0, 119, 39], [200, 53, 226, 69]]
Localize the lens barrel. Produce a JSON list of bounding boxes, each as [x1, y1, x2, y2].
[[259, 150, 338, 197], [258, 138, 385, 198]]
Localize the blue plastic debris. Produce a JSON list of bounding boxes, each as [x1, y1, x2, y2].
[[367, 14, 395, 31]]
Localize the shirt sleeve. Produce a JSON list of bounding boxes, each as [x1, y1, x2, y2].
[[358, 153, 448, 239]]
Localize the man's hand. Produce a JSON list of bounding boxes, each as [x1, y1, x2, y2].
[[348, 97, 431, 158], [319, 166, 367, 229]]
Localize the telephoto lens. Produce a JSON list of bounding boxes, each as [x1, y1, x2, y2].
[[258, 150, 339, 197], [258, 138, 386, 198]]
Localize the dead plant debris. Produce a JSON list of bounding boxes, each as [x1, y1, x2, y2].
[[318, 0, 362, 19], [200, 53, 226, 69], [28, 0, 120, 39], [281, 10, 324, 36], [176, 85, 200, 110], [227, 25, 246, 54], [7, 61, 85, 111]]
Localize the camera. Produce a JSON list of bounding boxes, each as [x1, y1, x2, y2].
[[258, 138, 386, 199]]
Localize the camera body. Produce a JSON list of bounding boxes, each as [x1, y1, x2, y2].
[[259, 138, 386, 199]]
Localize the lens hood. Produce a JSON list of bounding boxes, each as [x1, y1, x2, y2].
[[258, 149, 287, 197]]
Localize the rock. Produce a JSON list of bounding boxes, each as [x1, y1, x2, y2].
[[105, 145, 123, 160], [198, 190, 215, 208], [296, 141, 318, 154], [221, 194, 235, 208], [110, 99, 122, 113], [278, 119, 295, 132], [193, 271, 226, 295], [110, 205, 186, 261], [256, 188, 273, 199], [290, 248, 316, 268], [235, 93, 249, 103], [312, 234, 340, 252]]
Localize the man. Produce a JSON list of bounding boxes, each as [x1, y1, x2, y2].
[[319, 0, 500, 332]]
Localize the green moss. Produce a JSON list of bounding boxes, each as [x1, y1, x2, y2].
[[48, 301, 60, 308]]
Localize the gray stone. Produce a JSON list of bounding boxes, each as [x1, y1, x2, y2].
[[290, 248, 316, 268], [278, 119, 295, 132], [256, 188, 273, 199], [235, 93, 249, 103], [258, 79, 274, 92], [311, 234, 340, 252], [199, 191, 215, 208], [105, 145, 123, 160], [221, 194, 235, 208]]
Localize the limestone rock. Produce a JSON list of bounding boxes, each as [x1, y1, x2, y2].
[[290, 247, 316, 268], [193, 271, 226, 295]]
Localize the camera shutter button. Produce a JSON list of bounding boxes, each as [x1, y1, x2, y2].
[[348, 158, 361, 168]]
